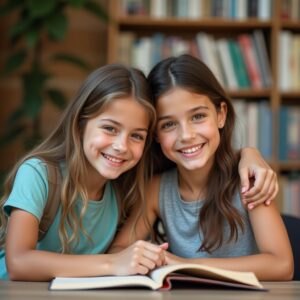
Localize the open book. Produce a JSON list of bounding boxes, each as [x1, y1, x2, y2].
[[49, 263, 266, 291]]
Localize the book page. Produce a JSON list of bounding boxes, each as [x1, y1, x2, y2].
[[50, 275, 159, 290], [149, 263, 262, 288]]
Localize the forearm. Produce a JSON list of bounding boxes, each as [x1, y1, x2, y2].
[[7, 250, 115, 281], [182, 254, 293, 281]]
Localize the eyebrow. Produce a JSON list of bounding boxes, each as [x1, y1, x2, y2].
[[99, 118, 148, 132], [157, 105, 209, 122]]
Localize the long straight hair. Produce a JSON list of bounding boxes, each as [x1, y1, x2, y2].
[[148, 54, 243, 252], [0, 64, 156, 253]]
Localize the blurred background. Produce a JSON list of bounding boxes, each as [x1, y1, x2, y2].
[[0, 0, 299, 217], [0, 0, 108, 183]]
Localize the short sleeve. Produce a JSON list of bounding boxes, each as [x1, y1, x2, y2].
[[3, 158, 49, 222]]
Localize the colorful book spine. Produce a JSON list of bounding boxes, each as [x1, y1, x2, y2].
[[238, 34, 263, 89]]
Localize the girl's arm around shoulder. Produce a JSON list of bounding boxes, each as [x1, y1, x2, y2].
[[108, 175, 161, 253], [6, 207, 165, 281], [239, 147, 278, 209], [165, 203, 294, 281]]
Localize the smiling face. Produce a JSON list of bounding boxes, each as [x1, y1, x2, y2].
[[83, 96, 149, 183], [156, 87, 227, 174]]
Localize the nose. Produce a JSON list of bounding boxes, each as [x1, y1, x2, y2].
[[179, 122, 196, 142], [112, 134, 128, 153]]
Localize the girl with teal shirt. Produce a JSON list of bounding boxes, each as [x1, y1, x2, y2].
[[0, 64, 165, 280]]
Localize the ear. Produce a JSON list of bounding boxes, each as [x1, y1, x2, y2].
[[217, 102, 227, 129]]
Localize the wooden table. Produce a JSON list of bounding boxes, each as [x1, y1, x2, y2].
[[0, 281, 299, 300]]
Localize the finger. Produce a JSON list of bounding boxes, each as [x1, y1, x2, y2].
[[135, 264, 150, 275], [265, 173, 278, 205], [246, 194, 270, 210], [246, 188, 277, 210], [243, 169, 268, 198], [244, 183, 276, 209], [265, 186, 278, 206], [159, 242, 169, 250], [143, 241, 165, 253], [244, 191, 268, 208], [135, 243, 164, 266], [238, 167, 250, 195], [244, 169, 276, 206], [135, 255, 157, 271], [244, 173, 270, 202]]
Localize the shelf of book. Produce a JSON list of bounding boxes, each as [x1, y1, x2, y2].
[[117, 18, 273, 29], [228, 89, 271, 98], [279, 162, 300, 172], [281, 20, 300, 29], [107, 0, 300, 217]]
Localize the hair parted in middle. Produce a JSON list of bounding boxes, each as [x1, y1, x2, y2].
[[148, 54, 244, 253]]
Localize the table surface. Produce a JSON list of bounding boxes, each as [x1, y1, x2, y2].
[[0, 281, 300, 300]]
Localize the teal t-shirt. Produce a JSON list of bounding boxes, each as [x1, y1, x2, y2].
[[0, 158, 118, 280]]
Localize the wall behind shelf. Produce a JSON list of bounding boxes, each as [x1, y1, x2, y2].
[[0, 1, 109, 173]]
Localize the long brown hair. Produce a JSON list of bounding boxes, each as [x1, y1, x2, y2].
[[0, 64, 156, 253], [148, 54, 243, 252]]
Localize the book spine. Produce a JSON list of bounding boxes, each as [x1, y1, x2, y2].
[[258, 101, 272, 160], [279, 106, 288, 161], [247, 102, 259, 148], [252, 30, 272, 87], [228, 39, 250, 88], [216, 38, 238, 89], [238, 34, 263, 89], [279, 31, 292, 91]]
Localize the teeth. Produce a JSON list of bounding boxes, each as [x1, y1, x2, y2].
[[181, 145, 202, 154], [103, 154, 123, 163]]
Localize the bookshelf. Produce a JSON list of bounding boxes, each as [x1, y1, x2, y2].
[[106, 0, 300, 216]]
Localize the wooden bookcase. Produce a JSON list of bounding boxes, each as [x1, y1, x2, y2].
[[106, 0, 300, 212]]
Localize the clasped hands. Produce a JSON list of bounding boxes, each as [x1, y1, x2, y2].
[[112, 240, 169, 276]]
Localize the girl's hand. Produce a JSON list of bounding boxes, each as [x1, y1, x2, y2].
[[111, 240, 166, 275], [239, 147, 278, 210]]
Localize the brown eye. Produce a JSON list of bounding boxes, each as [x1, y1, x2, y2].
[[131, 133, 145, 141], [161, 121, 176, 130], [192, 113, 205, 121], [103, 126, 117, 134]]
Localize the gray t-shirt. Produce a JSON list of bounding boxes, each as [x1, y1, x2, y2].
[[159, 168, 258, 258]]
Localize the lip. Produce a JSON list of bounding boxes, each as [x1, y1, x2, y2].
[[177, 143, 205, 158], [102, 153, 127, 167]]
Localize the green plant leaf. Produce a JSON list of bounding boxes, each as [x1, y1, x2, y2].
[[6, 107, 25, 126], [1, 49, 27, 75], [23, 91, 44, 120], [45, 12, 68, 40], [83, 0, 109, 22], [0, 125, 26, 148], [47, 89, 67, 109], [65, 0, 86, 7], [9, 16, 31, 40], [0, 0, 24, 16], [22, 68, 49, 119], [26, 28, 38, 48], [26, 0, 57, 17], [51, 53, 90, 70]]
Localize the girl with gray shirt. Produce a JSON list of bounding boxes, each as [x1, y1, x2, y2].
[[110, 55, 293, 281]]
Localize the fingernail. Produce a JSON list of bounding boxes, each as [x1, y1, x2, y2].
[[241, 187, 247, 194], [266, 200, 271, 206], [248, 204, 254, 210]]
